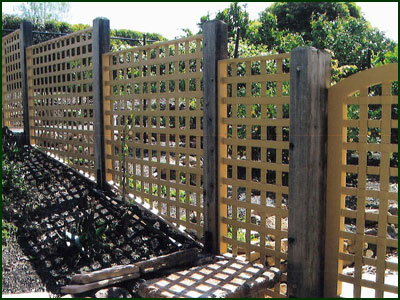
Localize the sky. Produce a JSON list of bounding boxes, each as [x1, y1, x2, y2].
[[1, 2, 398, 42]]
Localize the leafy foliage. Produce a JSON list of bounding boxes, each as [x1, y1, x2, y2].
[[2, 219, 18, 245], [2, 13, 74, 43], [2, 13, 166, 49], [310, 13, 396, 70], [110, 28, 166, 51], [198, 2, 250, 40], [64, 208, 108, 255], [267, 2, 362, 40], [198, 2, 397, 81]]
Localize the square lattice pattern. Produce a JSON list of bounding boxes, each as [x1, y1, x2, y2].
[[103, 35, 204, 236], [218, 53, 290, 297], [138, 258, 280, 298], [26, 28, 96, 179], [2, 30, 23, 129], [338, 81, 398, 297]]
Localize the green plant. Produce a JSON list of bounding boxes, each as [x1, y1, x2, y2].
[[119, 114, 135, 202], [2, 219, 18, 245], [64, 211, 108, 254]]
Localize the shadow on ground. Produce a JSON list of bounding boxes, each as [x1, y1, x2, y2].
[[2, 128, 199, 296]]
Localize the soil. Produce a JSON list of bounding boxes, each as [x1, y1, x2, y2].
[[2, 237, 51, 295], [1, 129, 200, 297]]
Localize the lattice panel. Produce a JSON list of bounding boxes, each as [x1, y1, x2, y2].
[[138, 258, 280, 298], [103, 35, 204, 236], [218, 53, 290, 297], [26, 28, 96, 179], [2, 30, 23, 129], [326, 64, 398, 298]]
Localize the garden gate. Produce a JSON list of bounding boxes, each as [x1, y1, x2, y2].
[[324, 64, 398, 297]]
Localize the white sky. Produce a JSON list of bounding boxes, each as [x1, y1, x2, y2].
[[1, 2, 398, 42]]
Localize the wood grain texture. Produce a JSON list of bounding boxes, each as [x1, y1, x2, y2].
[[20, 21, 33, 144], [202, 20, 228, 254], [287, 47, 331, 298], [71, 248, 199, 284], [93, 17, 110, 189]]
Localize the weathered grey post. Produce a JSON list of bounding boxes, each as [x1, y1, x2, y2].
[[93, 17, 110, 189], [202, 20, 228, 254], [20, 20, 33, 144], [287, 47, 331, 298]]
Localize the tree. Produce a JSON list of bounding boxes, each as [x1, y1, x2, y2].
[[198, 2, 249, 40], [174, 28, 195, 39], [14, 2, 70, 24], [2, 13, 73, 43], [266, 2, 362, 40], [310, 13, 396, 70], [197, 12, 211, 33], [217, 2, 250, 39]]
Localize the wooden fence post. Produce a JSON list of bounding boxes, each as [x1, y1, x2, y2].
[[20, 20, 33, 144], [202, 20, 228, 254], [93, 17, 110, 189], [287, 47, 331, 298]]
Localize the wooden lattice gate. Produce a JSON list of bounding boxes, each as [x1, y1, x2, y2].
[[324, 64, 398, 297]]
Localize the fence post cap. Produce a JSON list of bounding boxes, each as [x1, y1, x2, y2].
[[20, 20, 33, 29], [292, 46, 332, 58], [93, 17, 109, 21], [202, 20, 227, 29], [93, 17, 110, 26], [20, 19, 33, 25]]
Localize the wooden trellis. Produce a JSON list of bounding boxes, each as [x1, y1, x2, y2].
[[325, 63, 398, 298], [102, 35, 204, 236], [218, 53, 290, 297], [2, 29, 23, 129], [26, 28, 96, 179], [4, 17, 397, 298]]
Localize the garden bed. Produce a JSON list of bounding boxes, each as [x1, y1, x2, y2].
[[2, 128, 200, 297]]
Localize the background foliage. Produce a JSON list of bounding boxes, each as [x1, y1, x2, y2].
[[2, 2, 398, 80], [198, 2, 397, 82], [2, 12, 166, 50]]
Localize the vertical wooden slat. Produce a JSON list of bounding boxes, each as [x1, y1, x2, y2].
[[218, 60, 228, 255], [202, 20, 228, 254], [102, 53, 112, 183], [287, 47, 331, 298]]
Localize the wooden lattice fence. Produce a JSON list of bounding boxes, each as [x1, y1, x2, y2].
[[102, 35, 204, 236], [2, 29, 23, 129], [2, 19, 397, 299], [218, 53, 290, 297], [26, 28, 96, 179]]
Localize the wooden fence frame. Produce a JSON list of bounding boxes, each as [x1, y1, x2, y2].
[[3, 17, 397, 299]]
